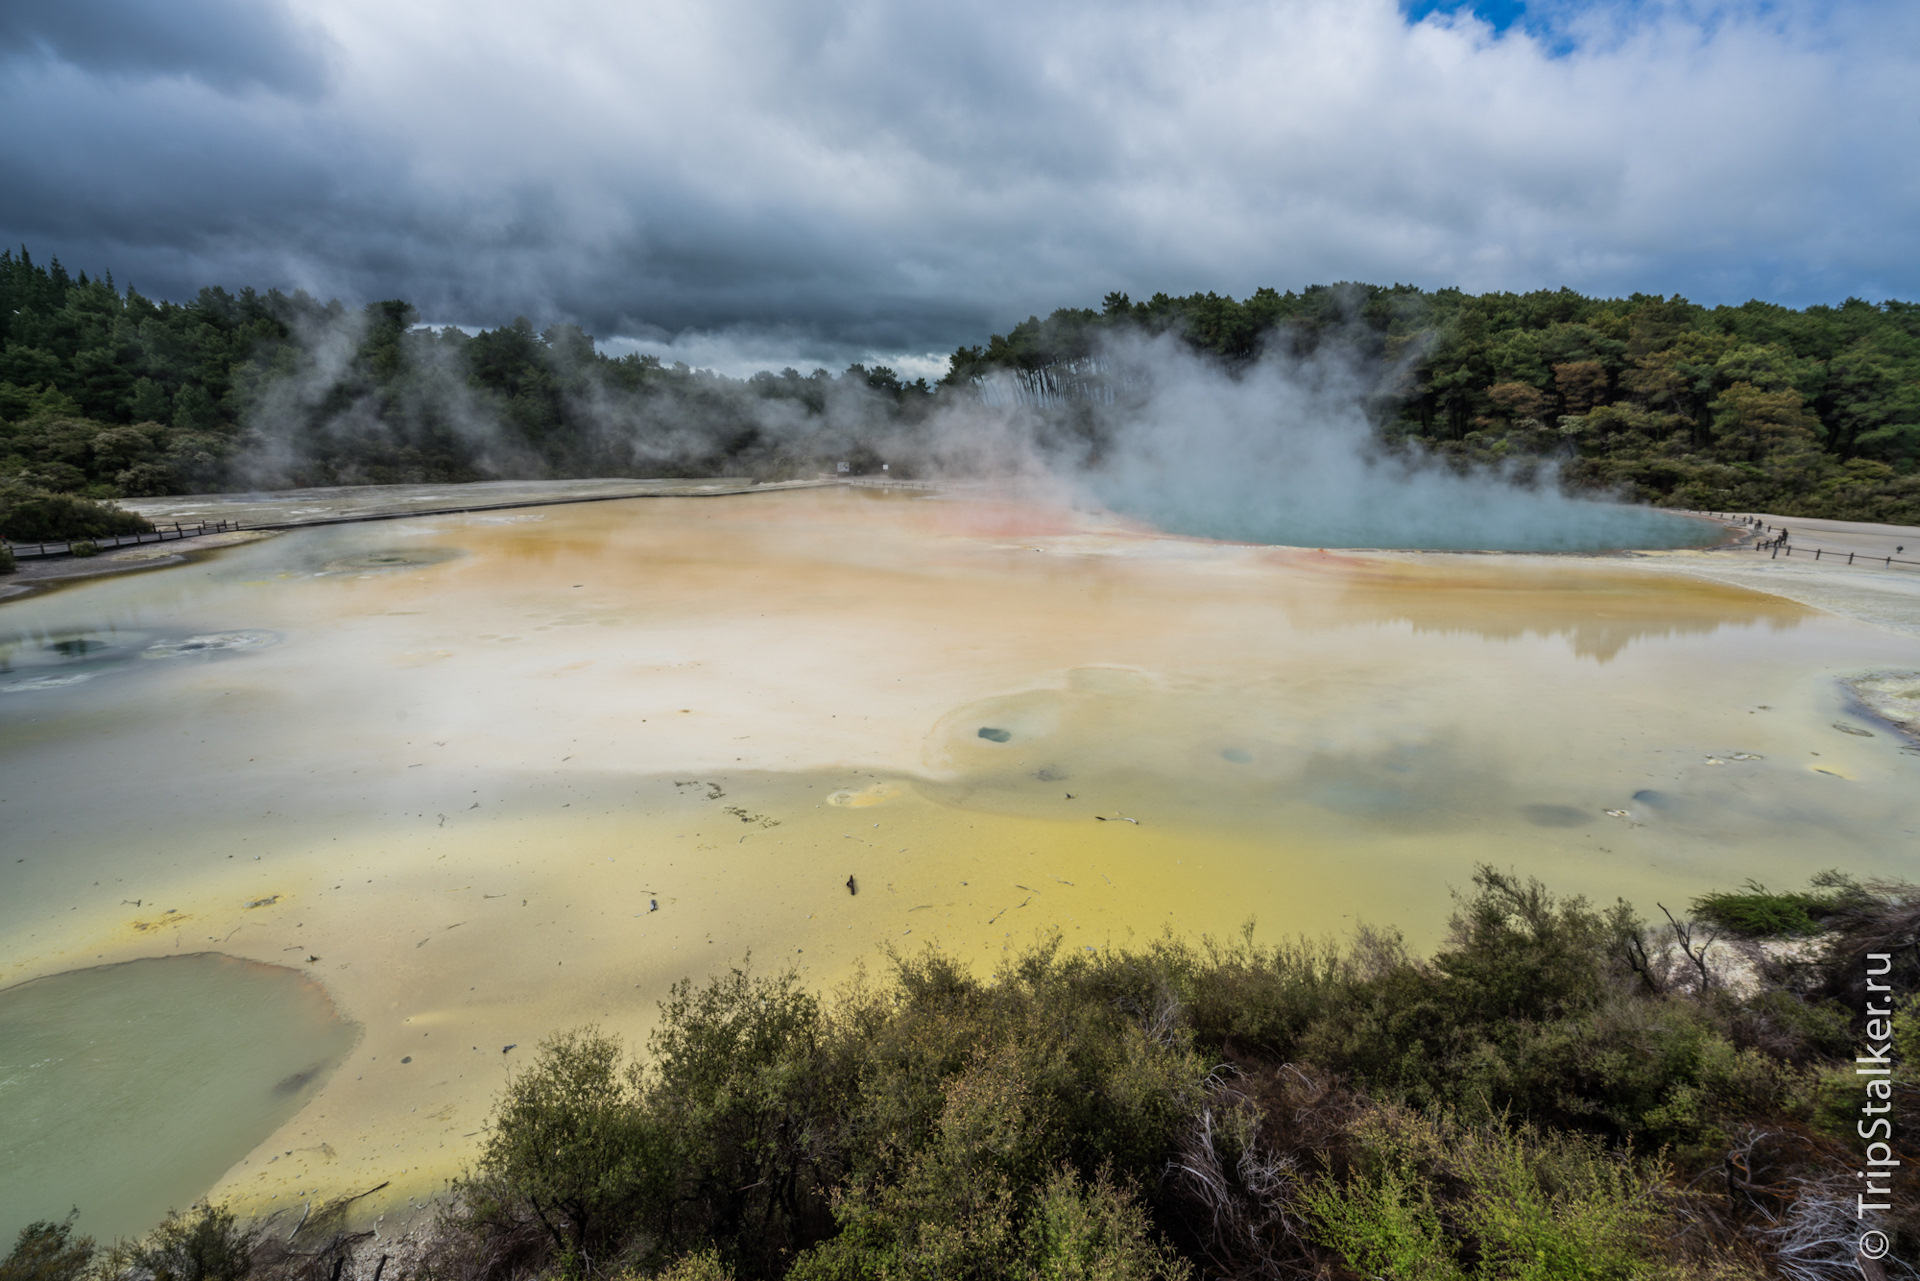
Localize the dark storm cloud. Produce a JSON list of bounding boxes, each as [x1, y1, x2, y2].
[[0, 0, 1914, 365], [0, 0, 331, 95]]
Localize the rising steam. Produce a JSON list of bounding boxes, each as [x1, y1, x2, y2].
[[953, 331, 1714, 553], [235, 310, 1713, 553]]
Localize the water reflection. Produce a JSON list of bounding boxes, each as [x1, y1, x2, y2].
[[1307, 556, 1806, 663]]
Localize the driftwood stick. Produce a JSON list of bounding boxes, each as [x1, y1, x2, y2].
[[336, 1181, 392, 1209]]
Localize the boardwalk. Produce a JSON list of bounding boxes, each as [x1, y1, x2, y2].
[[5, 519, 241, 561]]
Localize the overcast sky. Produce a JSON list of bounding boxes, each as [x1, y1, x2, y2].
[[1, 0, 1914, 373]]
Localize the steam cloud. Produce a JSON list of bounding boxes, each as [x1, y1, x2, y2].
[[938, 332, 1714, 552], [235, 315, 1712, 553], [228, 312, 933, 491]]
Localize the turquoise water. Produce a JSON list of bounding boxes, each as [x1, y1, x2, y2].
[[0, 954, 358, 1242], [1108, 487, 1723, 551]]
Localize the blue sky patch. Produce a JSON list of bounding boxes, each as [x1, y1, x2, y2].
[[1402, 0, 1531, 33], [1400, 0, 1599, 56]]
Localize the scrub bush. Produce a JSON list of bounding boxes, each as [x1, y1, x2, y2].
[[1689, 872, 1867, 938], [0, 482, 151, 543], [1302, 1108, 1680, 1281], [0, 1217, 93, 1281], [651, 1251, 734, 1281], [1289, 871, 1780, 1146], [126, 1204, 258, 1281], [1802, 877, 1920, 1011], [643, 964, 842, 1273], [457, 1028, 669, 1274]]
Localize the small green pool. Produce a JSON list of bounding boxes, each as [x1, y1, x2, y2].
[[0, 954, 358, 1243]]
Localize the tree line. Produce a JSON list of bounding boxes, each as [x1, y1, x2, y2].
[[0, 247, 932, 527], [946, 283, 1920, 522], [2, 246, 1917, 532]]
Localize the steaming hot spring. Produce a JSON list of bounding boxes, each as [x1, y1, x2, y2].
[[3, 481, 1918, 1236]]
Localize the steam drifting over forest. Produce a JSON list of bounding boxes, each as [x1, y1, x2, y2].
[[2, 251, 1918, 540]]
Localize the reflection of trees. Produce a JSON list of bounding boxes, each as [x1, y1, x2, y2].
[[1305, 562, 1804, 663]]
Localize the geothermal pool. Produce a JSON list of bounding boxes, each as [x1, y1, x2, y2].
[[2, 486, 1918, 1237], [0, 955, 356, 1238]]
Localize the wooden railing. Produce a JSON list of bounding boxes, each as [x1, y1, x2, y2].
[[3, 519, 240, 560], [1728, 517, 1920, 570]]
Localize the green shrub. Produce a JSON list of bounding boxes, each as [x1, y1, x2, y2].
[[789, 1049, 1035, 1281], [1801, 1064, 1867, 1141], [790, 1137, 1186, 1281], [704, 942, 1206, 1280], [1303, 1162, 1458, 1281], [0, 1216, 94, 1281], [1020, 1167, 1191, 1281], [647, 1250, 735, 1281], [1688, 872, 1866, 938], [1161, 924, 1358, 1058], [1303, 1108, 1680, 1281], [1802, 877, 1920, 1011], [0, 544, 14, 574], [1431, 869, 1640, 1025], [644, 962, 841, 1271], [67, 540, 100, 557], [126, 1204, 257, 1281], [1727, 989, 1853, 1064], [1894, 992, 1920, 1068], [1296, 870, 1648, 1119], [829, 940, 1207, 1197], [460, 1027, 668, 1271], [0, 483, 152, 544]]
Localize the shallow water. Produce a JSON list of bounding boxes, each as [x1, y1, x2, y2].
[[1109, 487, 1722, 552], [0, 955, 356, 1241], [0, 487, 1915, 1231]]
